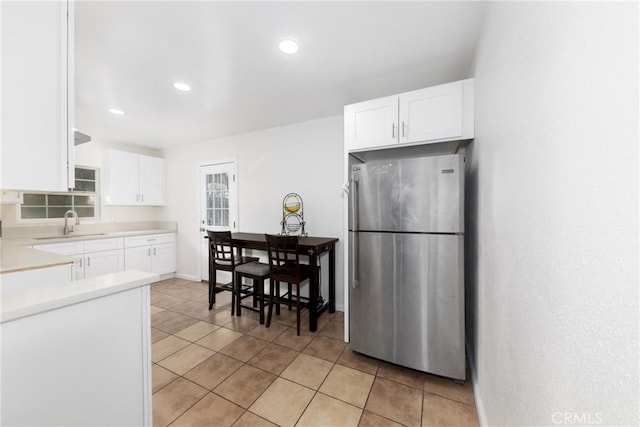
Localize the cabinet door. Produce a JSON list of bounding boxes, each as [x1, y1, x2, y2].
[[151, 243, 176, 275], [1, 0, 73, 191], [103, 150, 139, 205], [72, 255, 85, 280], [399, 81, 463, 144], [124, 246, 152, 273], [84, 249, 124, 279], [138, 155, 166, 206], [344, 96, 398, 151]]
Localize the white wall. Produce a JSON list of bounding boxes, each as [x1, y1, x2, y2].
[[162, 115, 345, 309], [466, 2, 638, 426]]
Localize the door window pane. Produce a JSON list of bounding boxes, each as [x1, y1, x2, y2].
[[208, 172, 230, 227]]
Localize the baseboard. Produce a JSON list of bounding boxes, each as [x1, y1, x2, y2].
[[334, 304, 344, 312], [174, 273, 201, 282], [466, 341, 488, 427]]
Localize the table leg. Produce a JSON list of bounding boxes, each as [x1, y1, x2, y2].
[[329, 244, 336, 313], [309, 252, 319, 332]]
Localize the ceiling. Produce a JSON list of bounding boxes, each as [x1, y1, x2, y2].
[[75, 1, 487, 149]]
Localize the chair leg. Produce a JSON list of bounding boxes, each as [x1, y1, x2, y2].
[[296, 283, 301, 336], [237, 274, 244, 316], [235, 272, 241, 317], [230, 274, 236, 317], [275, 281, 281, 316], [257, 278, 265, 325], [266, 279, 275, 328], [288, 283, 293, 310], [208, 267, 216, 310]]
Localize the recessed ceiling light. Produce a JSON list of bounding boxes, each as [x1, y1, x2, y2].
[[173, 82, 191, 92], [278, 39, 300, 55], [108, 108, 125, 115]]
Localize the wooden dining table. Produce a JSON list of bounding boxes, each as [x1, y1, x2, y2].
[[231, 232, 338, 332]]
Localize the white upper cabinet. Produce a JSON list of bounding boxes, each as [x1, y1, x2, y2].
[[345, 78, 474, 152], [103, 150, 166, 206], [103, 150, 139, 205], [138, 154, 166, 206], [1, 0, 74, 191], [344, 96, 398, 151]]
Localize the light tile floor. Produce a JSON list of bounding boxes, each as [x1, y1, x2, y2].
[[151, 278, 480, 427]]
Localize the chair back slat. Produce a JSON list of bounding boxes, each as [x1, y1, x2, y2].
[[265, 234, 300, 282], [207, 230, 235, 266]]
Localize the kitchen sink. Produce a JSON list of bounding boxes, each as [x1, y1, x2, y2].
[[34, 233, 108, 240]]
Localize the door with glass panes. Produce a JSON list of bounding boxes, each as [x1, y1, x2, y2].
[[199, 161, 238, 281]]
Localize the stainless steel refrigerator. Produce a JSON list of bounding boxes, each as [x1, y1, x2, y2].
[[349, 153, 465, 381]]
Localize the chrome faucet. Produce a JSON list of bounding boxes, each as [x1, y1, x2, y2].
[[64, 210, 80, 235]]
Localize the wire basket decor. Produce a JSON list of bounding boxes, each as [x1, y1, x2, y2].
[[280, 193, 307, 236]]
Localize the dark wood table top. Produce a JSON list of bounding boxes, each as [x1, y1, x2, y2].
[[232, 232, 338, 250]]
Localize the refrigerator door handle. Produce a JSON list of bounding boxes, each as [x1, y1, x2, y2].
[[351, 171, 360, 288], [351, 232, 359, 289], [351, 171, 359, 230]]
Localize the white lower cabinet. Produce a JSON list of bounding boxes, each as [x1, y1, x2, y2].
[[32, 232, 176, 280], [83, 249, 124, 279], [124, 233, 176, 275], [33, 237, 124, 280], [2, 284, 152, 426]]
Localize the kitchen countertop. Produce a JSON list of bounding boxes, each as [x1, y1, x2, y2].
[[0, 228, 176, 274], [0, 244, 73, 275], [6, 228, 176, 247], [0, 270, 159, 323]]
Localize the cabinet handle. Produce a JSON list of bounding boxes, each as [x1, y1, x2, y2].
[[153, 248, 157, 256], [148, 248, 151, 256], [87, 257, 90, 267], [402, 121, 406, 138], [392, 123, 396, 139], [79, 258, 83, 268], [141, 194, 144, 202]]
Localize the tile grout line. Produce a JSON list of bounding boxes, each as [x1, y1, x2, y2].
[[154, 279, 445, 426]]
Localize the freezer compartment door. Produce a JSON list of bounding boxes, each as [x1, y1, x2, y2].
[[353, 154, 464, 233], [349, 231, 465, 380]]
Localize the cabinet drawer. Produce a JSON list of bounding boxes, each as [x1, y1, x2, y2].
[[84, 237, 124, 253], [33, 241, 84, 255], [125, 233, 175, 248]]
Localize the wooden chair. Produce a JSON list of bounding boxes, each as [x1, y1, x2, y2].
[[265, 233, 311, 335], [234, 261, 272, 324], [207, 230, 258, 312]]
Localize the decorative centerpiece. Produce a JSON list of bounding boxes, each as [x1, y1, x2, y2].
[[280, 193, 307, 236]]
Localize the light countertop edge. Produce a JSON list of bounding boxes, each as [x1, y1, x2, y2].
[[1, 270, 160, 324], [0, 245, 74, 275], [4, 228, 177, 247], [0, 228, 177, 274]]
